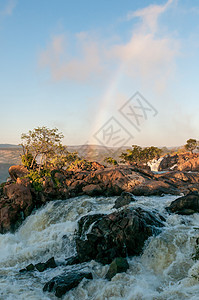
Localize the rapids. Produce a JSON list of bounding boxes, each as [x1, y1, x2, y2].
[[1, 194, 199, 300]]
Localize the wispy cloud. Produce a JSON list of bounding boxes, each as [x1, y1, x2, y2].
[[39, 33, 106, 82], [127, 0, 174, 33], [39, 0, 179, 90], [111, 0, 179, 90], [0, 0, 17, 17]]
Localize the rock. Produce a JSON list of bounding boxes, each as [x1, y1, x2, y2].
[[19, 263, 35, 273], [132, 180, 179, 196], [35, 262, 46, 272], [20, 257, 57, 273], [26, 263, 35, 271], [65, 255, 80, 266], [105, 257, 129, 280], [8, 165, 29, 181], [159, 154, 178, 171], [166, 192, 199, 215], [0, 181, 34, 233], [43, 272, 93, 298], [82, 184, 103, 196], [113, 192, 136, 209], [76, 207, 165, 264], [159, 153, 199, 172]]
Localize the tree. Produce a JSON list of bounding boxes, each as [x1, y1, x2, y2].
[[104, 156, 118, 166], [21, 126, 64, 170], [120, 145, 142, 165], [185, 138, 197, 154], [120, 145, 162, 165]]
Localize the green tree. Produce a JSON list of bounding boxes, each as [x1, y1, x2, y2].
[[120, 145, 142, 165], [104, 156, 118, 166], [185, 138, 197, 154], [120, 145, 162, 165], [20, 126, 64, 170]]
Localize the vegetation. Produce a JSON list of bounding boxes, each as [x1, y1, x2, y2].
[[185, 138, 198, 154], [20, 126, 79, 171], [20, 126, 81, 190], [104, 156, 118, 166], [120, 145, 162, 166]]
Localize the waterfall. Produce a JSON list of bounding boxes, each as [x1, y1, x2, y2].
[[1, 194, 199, 299], [148, 157, 164, 172]]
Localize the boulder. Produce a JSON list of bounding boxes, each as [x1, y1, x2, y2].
[[105, 257, 129, 280], [82, 184, 103, 196], [159, 154, 178, 171], [166, 192, 199, 215], [8, 165, 29, 181], [76, 207, 165, 264], [0, 181, 34, 233], [132, 180, 179, 196], [43, 272, 93, 298], [159, 153, 199, 172], [20, 257, 57, 273], [113, 192, 136, 209]]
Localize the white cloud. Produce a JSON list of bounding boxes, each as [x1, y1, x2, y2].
[[39, 33, 106, 82], [127, 0, 174, 33], [39, 0, 179, 90]]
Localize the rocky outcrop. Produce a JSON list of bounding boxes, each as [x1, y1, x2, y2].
[[113, 191, 136, 209], [105, 257, 129, 280], [2, 162, 199, 234], [8, 165, 29, 181], [43, 272, 93, 298], [0, 179, 34, 233], [166, 192, 199, 215], [132, 180, 179, 196], [159, 153, 199, 172], [75, 207, 165, 265]]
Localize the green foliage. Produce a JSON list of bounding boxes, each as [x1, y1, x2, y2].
[[20, 126, 64, 169], [26, 168, 52, 191], [185, 139, 198, 153], [67, 159, 92, 171], [120, 145, 162, 165], [21, 152, 35, 168], [104, 156, 118, 166]]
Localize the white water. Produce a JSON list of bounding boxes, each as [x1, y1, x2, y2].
[[148, 157, 164, 172], [1, 194, 199, 299]]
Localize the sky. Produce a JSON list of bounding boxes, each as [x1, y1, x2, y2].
[[0, 0, 199, 148]]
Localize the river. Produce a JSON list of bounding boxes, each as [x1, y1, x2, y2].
[[1, 194, 199, 299]]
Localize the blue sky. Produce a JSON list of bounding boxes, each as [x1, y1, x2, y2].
[[0, 0, 199, 147]]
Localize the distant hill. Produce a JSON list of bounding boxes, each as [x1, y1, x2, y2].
[[67, 144, 127, 163], [0, 147, 22, 183], [0, 144, 21, 148]]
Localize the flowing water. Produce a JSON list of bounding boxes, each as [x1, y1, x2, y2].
[[1, 194, 199, 300], [148, 157, 164, 172]]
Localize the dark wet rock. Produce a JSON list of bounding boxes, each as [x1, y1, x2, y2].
[[20, 257, 57, 273], [105, 257, 129, 280], [76, 207, 165, 264], [43, 271, 93, 298], [113, 192, 136, 209], [166, 192, 199, 215], [35, 262, 46, 272], [76, 213, 105, 238], [26, 263, 35, 271], [20, 263, 35, 273], [65, 255, 80, 266]]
